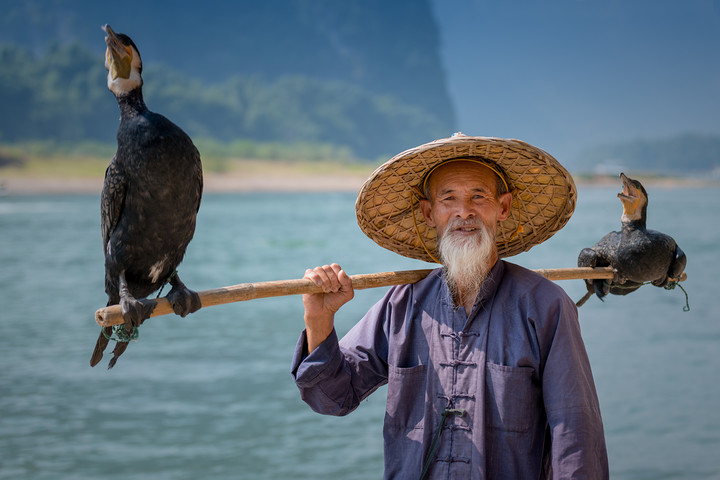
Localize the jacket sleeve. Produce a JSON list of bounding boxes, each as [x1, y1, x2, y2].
[[290, 289, 396, 416], [540, 292, 609, 479]]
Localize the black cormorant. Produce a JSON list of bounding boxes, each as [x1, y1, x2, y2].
[[90, 25, 203, 368], [576, 173, 686, 306]]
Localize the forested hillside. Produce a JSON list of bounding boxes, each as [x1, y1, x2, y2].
[[0, 0, 454, 160]]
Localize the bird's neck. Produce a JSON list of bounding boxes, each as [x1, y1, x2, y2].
[[116, 89, 147, 116], [622, 217, 646, 231]]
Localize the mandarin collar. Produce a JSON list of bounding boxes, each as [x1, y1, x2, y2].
[[438, 260, 505, 313]]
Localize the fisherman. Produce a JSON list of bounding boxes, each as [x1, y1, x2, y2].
[[291, 134, 609, 479]]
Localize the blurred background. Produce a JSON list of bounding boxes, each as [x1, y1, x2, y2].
[[1, 1, 719, 479], [0, 0, 718, 176]]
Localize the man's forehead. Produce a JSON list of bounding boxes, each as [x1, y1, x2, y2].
[[426, 161, 500, 192]]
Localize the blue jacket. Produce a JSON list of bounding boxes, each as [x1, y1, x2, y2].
[[292, 261, 609, 479]]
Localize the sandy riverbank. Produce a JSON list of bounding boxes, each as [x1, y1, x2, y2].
[[1, 171, 717, 195], [0, 171, 373, 195]]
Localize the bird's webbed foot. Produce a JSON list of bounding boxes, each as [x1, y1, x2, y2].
[[120, 295, 157, 330], [166, 273, 201, 317], [119, 271, 157, 331]]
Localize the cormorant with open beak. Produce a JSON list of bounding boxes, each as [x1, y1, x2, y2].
[[576, 173, 686, 305], [90, 25, 203, 368]]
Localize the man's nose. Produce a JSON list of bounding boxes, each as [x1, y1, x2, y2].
[[455, 199, 475, 219]]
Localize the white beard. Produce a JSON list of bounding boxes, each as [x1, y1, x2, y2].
[[437, 219, 495, 305]]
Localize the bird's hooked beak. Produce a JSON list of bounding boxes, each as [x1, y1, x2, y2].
[[617, 172, 643, 220], [103, 24, 132, 80]]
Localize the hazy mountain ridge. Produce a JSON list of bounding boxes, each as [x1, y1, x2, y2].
[[0, 0, 454, 159], [2, 0, 717, 175], [578, 133, 720, 177]]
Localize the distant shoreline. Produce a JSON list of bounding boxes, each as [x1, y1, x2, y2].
[[1, 172, 717, 195], [3, 151, 718, 195], [0, 172, 372, 195]]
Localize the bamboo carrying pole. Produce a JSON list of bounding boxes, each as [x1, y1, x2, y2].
[[94, 266, 687, 327]]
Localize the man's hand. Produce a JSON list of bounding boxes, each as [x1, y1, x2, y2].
[[303, 263, 354, 353]]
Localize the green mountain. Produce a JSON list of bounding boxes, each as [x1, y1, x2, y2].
[[0, 0, 455, 159]]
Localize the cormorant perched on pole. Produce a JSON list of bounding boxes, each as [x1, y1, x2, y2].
[[90, 25, 203, 368], [576, 173, 686, 306]]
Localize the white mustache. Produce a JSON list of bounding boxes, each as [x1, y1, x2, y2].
[[443, 219, 485, 235]]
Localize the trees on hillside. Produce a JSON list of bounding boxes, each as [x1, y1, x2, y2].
[[0, 44, 447, 159]]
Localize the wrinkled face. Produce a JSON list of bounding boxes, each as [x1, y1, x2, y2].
[[420, 161, 512, 263]]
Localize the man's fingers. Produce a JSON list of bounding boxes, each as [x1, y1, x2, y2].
[[305, 264, 343, 293], [337, 268, 353, 290], [329, 264, 349, 292], [304, 268, 324, 289], [319, 265, 341, 293]]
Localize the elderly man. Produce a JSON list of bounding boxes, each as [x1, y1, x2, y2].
[[291, 134, 608, 479]]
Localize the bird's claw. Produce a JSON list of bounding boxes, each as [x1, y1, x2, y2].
[[120, 296, 157, 330], [167, 285, 201, 317]]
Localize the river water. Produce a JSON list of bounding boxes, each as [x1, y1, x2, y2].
[[0, 186, 718, 479]]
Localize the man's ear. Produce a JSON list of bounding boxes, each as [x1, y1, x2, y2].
[[497, 192, 512, 221], [419, 198, 435, 227]]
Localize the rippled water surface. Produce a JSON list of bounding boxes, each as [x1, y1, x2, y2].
[[1, 187, 718, 479]]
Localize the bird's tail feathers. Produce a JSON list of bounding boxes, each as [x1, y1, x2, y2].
[[90, 327, 111, 367], [593, 280, 608, 300], [108, 341, 130, 369]]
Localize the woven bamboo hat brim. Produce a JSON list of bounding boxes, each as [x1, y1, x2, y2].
[[355, 133, 577, 263]]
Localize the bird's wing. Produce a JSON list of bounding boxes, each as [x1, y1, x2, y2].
[[577, 247, 599, 268], [101, 159, 127, 251], [667, 243, 687, 281], [193, 145, 203, 213]]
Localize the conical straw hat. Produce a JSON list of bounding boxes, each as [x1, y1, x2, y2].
[[355, 133, 577, 263]]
